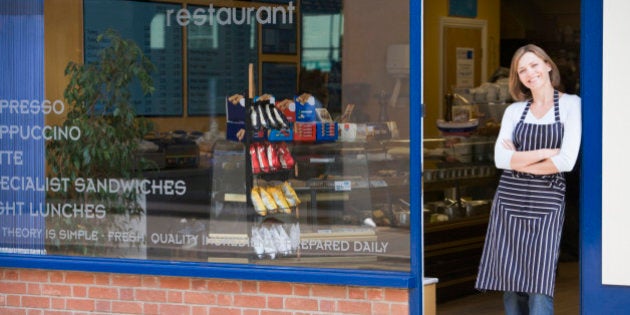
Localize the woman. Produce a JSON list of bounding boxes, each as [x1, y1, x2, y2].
[[475, 44, 582, 314]]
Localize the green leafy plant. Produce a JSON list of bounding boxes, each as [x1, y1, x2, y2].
[[45, 29, 156, 255]]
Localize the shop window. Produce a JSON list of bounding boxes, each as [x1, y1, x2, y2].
[[2, 0, 413, 274]]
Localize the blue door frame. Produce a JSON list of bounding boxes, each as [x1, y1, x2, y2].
[[578, 0, 630, 313]]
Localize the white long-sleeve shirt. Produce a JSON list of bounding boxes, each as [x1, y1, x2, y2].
[[494, 93, 582, 172]]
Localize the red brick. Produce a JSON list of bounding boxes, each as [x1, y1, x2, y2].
[[26, 283, 41, 295], [66, 298, 94, 311], [372, 301, 390, 314], [184, 291, 216, 305], [312, 284, 347, 298], [216, 293, 233, 306], [167, 290, 183, 303], [65, 272, 94, 285], [41, 284, 71, 296], [234, 294, 265, 308], [2, 269, 19, 280], [319, 299, 336, 312], [292, 284, 310, 296], [26, 309, 43, 315], [160, 277, 190, 290], [0, 308, 26, 315], [112, 274, 141, 287], [284, 297, 318, 311], [208, 306, 241, 315], [120, 288, 134, 300], [384, 288, 408, 302], [95, 300, 112, 313], [49, 271, 63, 283], [72, 285, 87, 297], [88, 286, 118, 299], [21, 296, 49, 309], [159, 303, 190, 314], [348, 287, 367, 299], [143, 303, 159, 315], [111, 301, 143, 314], [243, 309, 259, 315], [19, 269, 48, 282], [259, 281, 292, 295], [391, 302, 409, 315], [135, 288, 167, 303], [260, 311, 292, 315], [337, 300, 372, 315], [191, 279, 208, 291], [267, 296, 283, 309], [0, 282, 26, 294], [50, 297, 65, 310], [142, 276, 160, 288], [191, 305, 210, 315], [208, 280, 243, 293], [94, 273, 110, 285], [7, 294, 21, 306], [367, 288, 384, 301], [240, 281, 257, 293]]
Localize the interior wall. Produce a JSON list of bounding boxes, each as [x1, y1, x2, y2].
[[43, 0, 82, 127], [342, 0, 411, 138], [43, 0, 226, 133], [423, 0, 500, 138]]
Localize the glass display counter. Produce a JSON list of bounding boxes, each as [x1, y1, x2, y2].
[[423, 137, 499, 302], [205, 139, 411, 270]]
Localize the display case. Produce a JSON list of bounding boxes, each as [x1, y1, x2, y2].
[[206, 135, 413, 268], [423, 137, 499, 302]]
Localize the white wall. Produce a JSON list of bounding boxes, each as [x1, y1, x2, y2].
[[601, 0, 630, 286]]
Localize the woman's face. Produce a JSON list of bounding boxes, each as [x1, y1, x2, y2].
[[516, 52, 552, 91]]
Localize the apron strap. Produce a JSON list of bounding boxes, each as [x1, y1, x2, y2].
[[553, 90, 561, 122]]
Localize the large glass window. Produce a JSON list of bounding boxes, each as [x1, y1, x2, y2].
[[2, 0, 411, 272]]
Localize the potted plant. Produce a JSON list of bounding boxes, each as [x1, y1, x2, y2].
[[45, 29, 156, 256]]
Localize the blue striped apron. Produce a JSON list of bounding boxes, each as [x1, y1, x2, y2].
[[475, 90, 566, 297]]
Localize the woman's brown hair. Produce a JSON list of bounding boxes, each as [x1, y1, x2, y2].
[[508, 44, 562, 101]]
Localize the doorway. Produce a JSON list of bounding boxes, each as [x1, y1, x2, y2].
[[425, 0, 582, 313]]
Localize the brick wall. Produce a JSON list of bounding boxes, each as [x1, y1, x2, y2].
[[0, 268, 409, 315]]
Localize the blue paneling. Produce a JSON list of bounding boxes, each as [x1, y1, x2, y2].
[[0, 0, 45, 254], [408, 0, 423, 313], [0, 254, 415, 288], [577, 0, 630, 313]]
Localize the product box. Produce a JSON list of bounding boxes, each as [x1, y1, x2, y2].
[[226, 121, 265, 142], [226, 95, 246, 122], [276, 99, 296, 123], [338, 123, 368, 142], [294, 94, 320, 122], [316, 122, 338, 142], [293, 122, 316, 142], [267, 127, 293, 142]]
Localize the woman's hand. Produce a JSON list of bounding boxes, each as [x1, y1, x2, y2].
[[503, 139, 560, 160], [539, 148, 560, 160], [504, 137, 561, 174]]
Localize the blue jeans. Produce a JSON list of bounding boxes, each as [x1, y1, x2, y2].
[[503, 291, 554, 315]]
